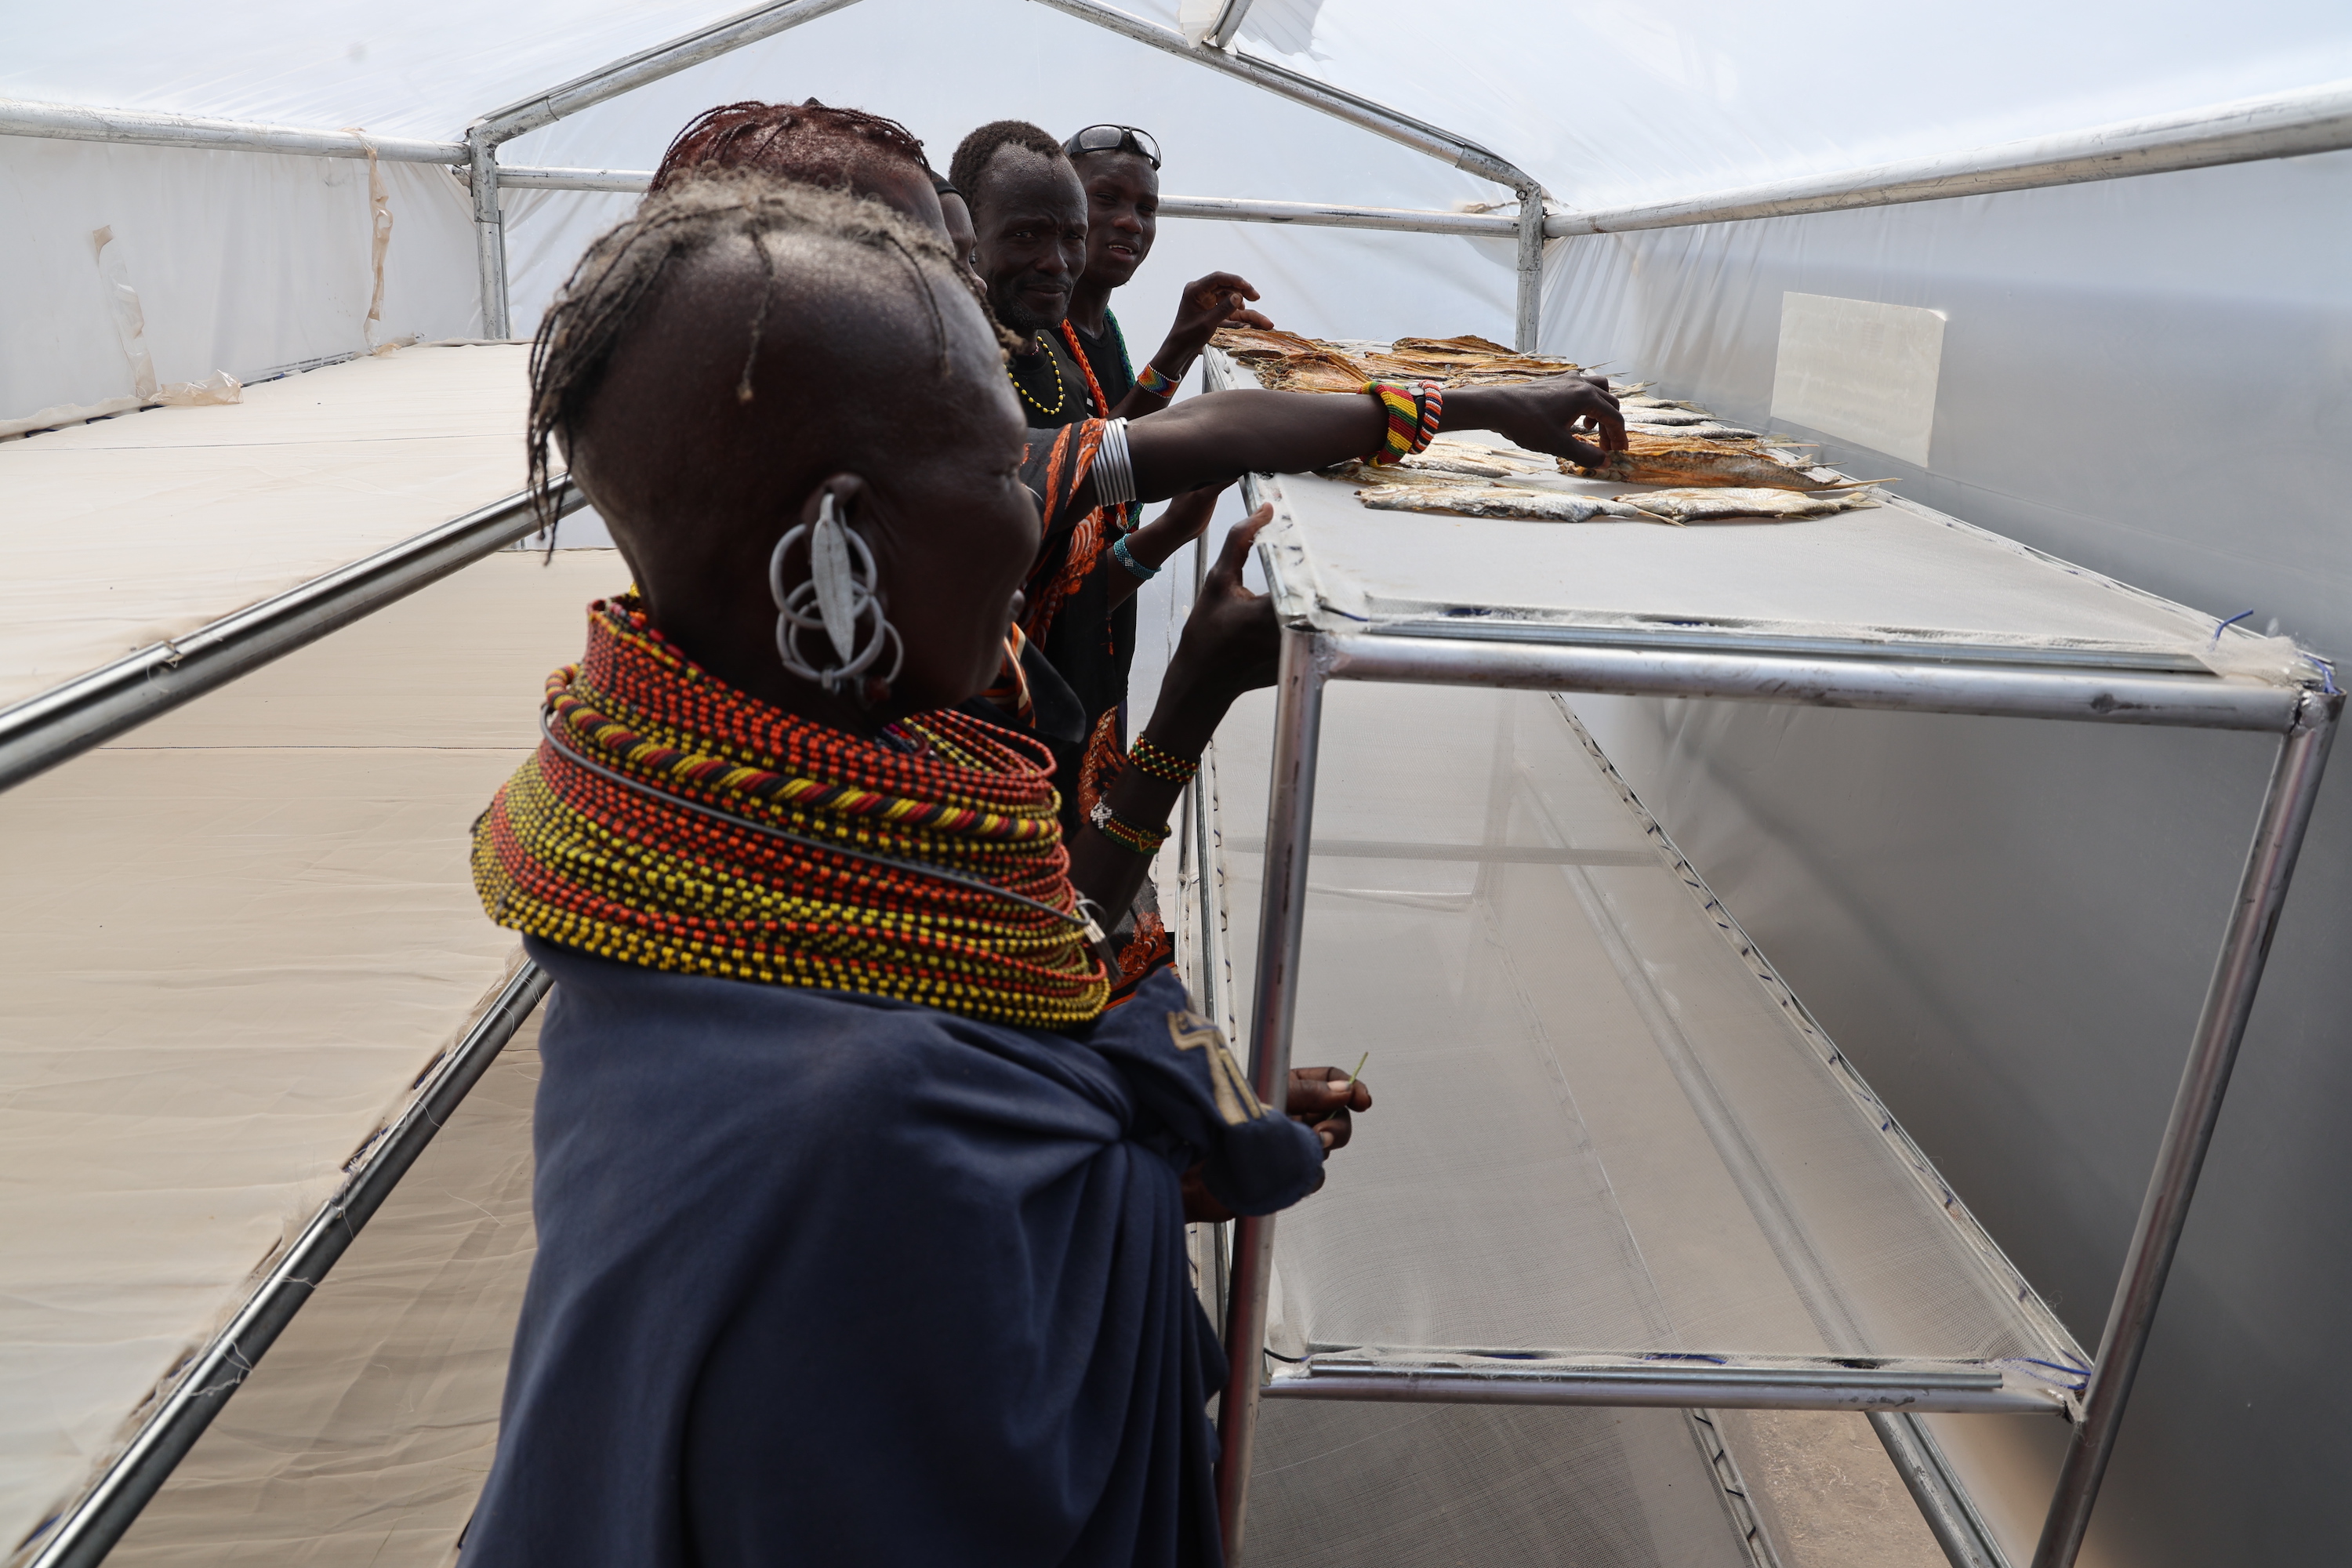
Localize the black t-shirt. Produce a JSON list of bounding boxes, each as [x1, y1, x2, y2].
[[1007, 332, 1091, 429]]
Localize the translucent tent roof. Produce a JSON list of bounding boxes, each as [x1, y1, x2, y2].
[[11, 0, 2352, 198]]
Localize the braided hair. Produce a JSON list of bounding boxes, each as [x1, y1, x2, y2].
[[651, 99, 927, 194], [526, 173, 1011, 528]]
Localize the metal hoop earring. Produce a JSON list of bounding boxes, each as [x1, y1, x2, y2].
[[769, 493, 905, 704]]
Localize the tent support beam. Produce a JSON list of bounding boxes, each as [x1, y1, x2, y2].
[[1026, 0, 1549, 345], [18, 961, 552, 1568], [469, 0, 869, 148], [1515, 191, 1545, 351], [1203, 0, 1256, 51], [0, 99, 464, 162], [1546, 77, 2352, 236], [2031, 688, 2342, 1568], [466, 129, 510, 339], [1025, 0, 1538, 191]]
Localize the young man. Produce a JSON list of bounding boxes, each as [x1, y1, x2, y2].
[[466, 172, 1621, 1567], [946, 121, 1266, 842], [1062, 122, 1274, 418]]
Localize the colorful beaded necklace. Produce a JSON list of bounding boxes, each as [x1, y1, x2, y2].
[[474, 597, 1111, 1029]]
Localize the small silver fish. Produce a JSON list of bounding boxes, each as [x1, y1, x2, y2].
[[1625, 419, 1760, 440], [1624, 486, 1881, 522], [1356, 483, 1676, 524]]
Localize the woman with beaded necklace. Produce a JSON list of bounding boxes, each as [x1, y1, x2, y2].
[[463, 172, 1623, 1566]]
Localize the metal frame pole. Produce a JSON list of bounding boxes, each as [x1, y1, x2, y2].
[[0, 481, 578, 796], [0, 99, 465, 162], [2030, 688, 2342, 1568], [1871, 1412, 2011, 1568], [470, 0, 869, 146], [465, 128, 510, 339], [1545, 78, 2352, 237], [1028, 0, 1537, 191], [1514, 187, 1546, 352], [1214, 624, 1327, 1562]]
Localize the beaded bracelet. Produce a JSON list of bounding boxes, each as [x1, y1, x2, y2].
[[1360, 379, 1446, 465], [1089, 799, 1171, 855], [1110, 533, 1157, 582], [1127, 735, 1200, 785], [1134, 360, 1181, 399]]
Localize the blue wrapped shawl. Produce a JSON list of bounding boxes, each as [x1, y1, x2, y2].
[[460, 938, 1323, 1567]]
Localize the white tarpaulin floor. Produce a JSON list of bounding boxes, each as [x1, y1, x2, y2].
[[0, 548, 621, 1556], [0, 343, 531, 713]]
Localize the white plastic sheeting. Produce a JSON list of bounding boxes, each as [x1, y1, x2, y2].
[[7, 2, 2352, 1561], [0, 550, 620, 1558], [0, 344, 532, 710], [1, 143, 478, 427], [103, 1012, 545, 1568]]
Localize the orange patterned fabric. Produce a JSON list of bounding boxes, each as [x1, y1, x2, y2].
[[1105, 909, 1174, 1007], [1075, 707, 1125, 823]]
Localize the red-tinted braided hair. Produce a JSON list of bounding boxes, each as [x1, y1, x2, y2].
[[652, 99, 927, 194]]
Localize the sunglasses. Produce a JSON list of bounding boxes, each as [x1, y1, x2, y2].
[[1064, 123, 1162, 170]]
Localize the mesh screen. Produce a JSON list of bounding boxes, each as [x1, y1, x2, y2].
[[1245, 1402, 1760, 1568], [1207, 681, 2074, 1370]]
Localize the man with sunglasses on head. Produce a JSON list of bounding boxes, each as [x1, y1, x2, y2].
[[1062, 122, 1273, 420]]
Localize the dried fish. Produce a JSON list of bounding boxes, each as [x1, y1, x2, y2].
[[1624, 419, 1760, 441], [1624, 487, 1882, 522], [1212, 327, 1586, 391], [1329, 437, 1564, 484], [1356, 482, 1675, 525], [1567, 432, 1831, 490], [1421, 437, 1557, 472]]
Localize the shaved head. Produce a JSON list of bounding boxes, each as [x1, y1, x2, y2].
[[532, 176, 1039, 729]]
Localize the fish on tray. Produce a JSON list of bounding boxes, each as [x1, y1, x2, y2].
[[1211, 327, 1587, 391], [1624, 487, 1883, 522], [1355, 482, 1675, 524], [1330, 436, 1561, 481], [1565, 431, 1846, 490]]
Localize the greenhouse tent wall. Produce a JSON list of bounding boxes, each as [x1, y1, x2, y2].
[[5, 2, 2352, 1563]]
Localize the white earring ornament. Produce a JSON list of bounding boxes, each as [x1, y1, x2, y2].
[[770, 493, 904, 702]]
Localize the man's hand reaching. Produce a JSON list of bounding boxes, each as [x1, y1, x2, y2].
[[1448, 373, 1628, 470], [1168, 270, 1273, 346]]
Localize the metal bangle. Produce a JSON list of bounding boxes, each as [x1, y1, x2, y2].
[[1092, 416, 1136, 507]]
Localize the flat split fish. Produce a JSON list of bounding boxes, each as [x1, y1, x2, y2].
[[1567, 433, 1836, 490], [1356, 482, 1676, 524], [1212, 327, 1587, 391], [1330, 437, 1563, 483], [1624, 419, 1760, 441], [1625, 487, 1883, 522]]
